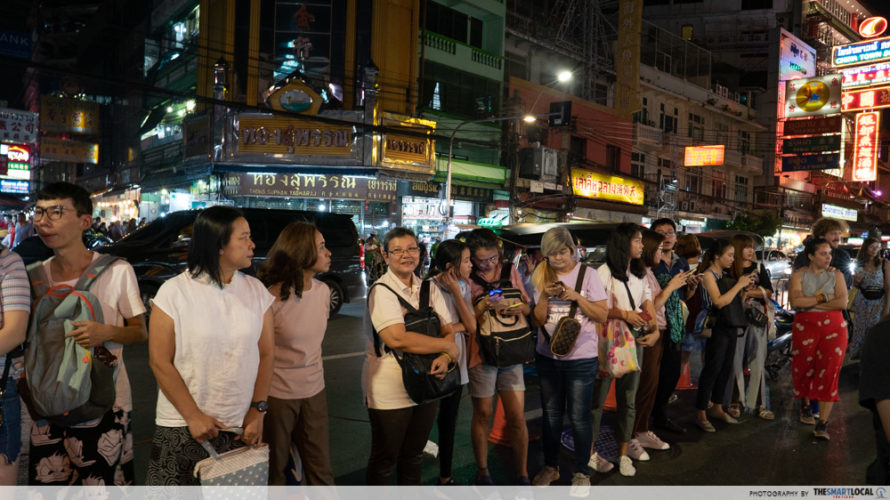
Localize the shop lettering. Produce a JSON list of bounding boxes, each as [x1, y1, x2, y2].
[[241, 125, 351, 153], [574, 177, 639, 199], [368, 179, 397, 192], [250, 173, 358, 190], [387, 138, 426, 155]]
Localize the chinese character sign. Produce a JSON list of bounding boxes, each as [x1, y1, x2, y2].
[[853, 111, 880, 182], [841, 86, 890, 112], [571, 168, 644, 206], [0, 108, 38, 144], [784, 75, 842, 118], [684, 145, 725, 166]]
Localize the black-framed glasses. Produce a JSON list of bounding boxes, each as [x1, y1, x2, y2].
[[33, 205, 73, 221], [387, 247, 420, 257], [656, 230, 676, 237], [474, 255, 499, 265]]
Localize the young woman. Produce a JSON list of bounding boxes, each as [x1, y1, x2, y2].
[[849, 237, 890, 360], [361, 227, 457, 485], [590, 223, 658, 477], [147, 206, 275, 485], [631, 229, 689, 459], [530, 227, 608, 488], [428, 239, 476, 486], [728, 234, 774, 420], [789, 238, 848, 440], [257, 222, 335, 485], [694, 239, 754, 433], [466, 228, 532, 485], [0, 245, 29, 485]]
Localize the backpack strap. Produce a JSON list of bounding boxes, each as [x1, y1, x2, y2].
[[500, 262, 512, 283], [419, 279, 431, 310], [75, 254, 122, 291], [368, 281, 419, 357], [26, 261, 51, 301]]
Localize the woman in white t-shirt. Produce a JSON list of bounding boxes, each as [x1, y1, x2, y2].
[[257, 222, 335, 485], [590, 223, 658, 478], [428, 239, 476, 485], [147, 206, 275, 486]]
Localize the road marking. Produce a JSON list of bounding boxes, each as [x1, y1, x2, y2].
[[322, 351, 366, 361]]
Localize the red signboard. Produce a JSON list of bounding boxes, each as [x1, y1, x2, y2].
[[841, 86, 890, 112], [782, 115, 842, 136], [859, 17, 888, 39], [853, 111, 880, 182]]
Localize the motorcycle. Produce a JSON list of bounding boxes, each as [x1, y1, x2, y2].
[[765, 299, 794, 380]]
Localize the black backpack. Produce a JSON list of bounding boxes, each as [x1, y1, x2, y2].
[[470, 263, 535, 367], [370, 280, 460, 404]]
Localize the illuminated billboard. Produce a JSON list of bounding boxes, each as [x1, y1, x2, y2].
[[853, 111, 880, 182], [831, 36, 890, 68], [841, 86, 890, 112], [822, 203, 858, 222], [784, 75, 842, 118], [859, 17, 888, 39], [841, 62, 890, 89], [684, 145, 725, 166], [571, 168, 644, 206]]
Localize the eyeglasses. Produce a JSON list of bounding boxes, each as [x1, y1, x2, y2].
[[387, 247, 420, 257], [656, 230, 676, 237], [474, 255, 499, 265], [34, 205, 74, 221]]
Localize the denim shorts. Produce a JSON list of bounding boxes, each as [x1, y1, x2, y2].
[[0, 375, 21, 463], [468, 363, 525, 398]]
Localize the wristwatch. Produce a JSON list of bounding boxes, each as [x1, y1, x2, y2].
[[250, 400, 268, 413]]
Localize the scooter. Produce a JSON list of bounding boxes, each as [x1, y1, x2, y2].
[[765, 299, 794, 380]]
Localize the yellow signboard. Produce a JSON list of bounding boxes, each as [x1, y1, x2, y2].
[[684, 145, 725, 166], [571, 168, 644, 206], [41, 137, 99, 164], [236, 115, 353, 156], [40, 96, 100, 135]]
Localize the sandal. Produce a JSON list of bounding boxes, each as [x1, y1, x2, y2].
[[758, 407, 775, 420], [727, 404, 741, 419]]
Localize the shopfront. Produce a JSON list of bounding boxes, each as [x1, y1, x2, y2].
[[91, 186, 141, 223], [571, 168, 647, 222]]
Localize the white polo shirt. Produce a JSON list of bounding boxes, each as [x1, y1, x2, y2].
[[361, 269, 455, 410]]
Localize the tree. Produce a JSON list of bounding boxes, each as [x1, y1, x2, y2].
[[725, 211, 781, 238]]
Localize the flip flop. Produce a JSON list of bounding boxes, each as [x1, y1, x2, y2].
[[758, 407, 775, 420]]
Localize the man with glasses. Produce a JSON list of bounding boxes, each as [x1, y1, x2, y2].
[[26, 182, 146, 485], [650, 218, 691, 436]]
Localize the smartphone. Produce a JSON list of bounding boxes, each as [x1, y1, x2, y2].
[[488, 288, 503, 302], [639, 311, 652, 322], [686, 264, 698, 274], [504, 302, 522, 310]]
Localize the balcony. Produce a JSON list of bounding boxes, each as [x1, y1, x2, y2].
[[423, 31, 504, 81], [633, 122, 662, 149]]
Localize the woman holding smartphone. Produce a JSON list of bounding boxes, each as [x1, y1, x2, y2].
[[694, 239, 754, 433]]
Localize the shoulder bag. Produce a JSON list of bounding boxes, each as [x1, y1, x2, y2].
[[472, 264, 535, 366], [541, 264, 587, 357], [596, 276, 641, 379], [194, 437, 269, 486]]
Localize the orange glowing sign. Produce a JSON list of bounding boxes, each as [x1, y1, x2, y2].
[[859, 17, 888, 39], [684, 145, 725, 166], [853, 111, 880, 182]]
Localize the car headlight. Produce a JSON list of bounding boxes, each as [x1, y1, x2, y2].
[[783, 267, 792, 275]]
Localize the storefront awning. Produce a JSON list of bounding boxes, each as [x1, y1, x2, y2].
[[433, 158, 508, 189], [574, 197, 648, 215]]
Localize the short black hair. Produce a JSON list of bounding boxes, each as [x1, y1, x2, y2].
[[805, 237, 831, 258], [188, 206, 245, 287], [651, 218, 677, 231], [466, 228, 500, 253], [383, 227, 417, 253], [37, 182, 92, 215]]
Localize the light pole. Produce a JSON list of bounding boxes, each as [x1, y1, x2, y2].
[[443, 114, 545, 227]]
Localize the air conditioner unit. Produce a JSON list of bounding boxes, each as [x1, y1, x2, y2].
[[519, 147, 559, 180]]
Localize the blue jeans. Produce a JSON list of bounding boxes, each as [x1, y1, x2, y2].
[[536, 354, 598, 474], [0, 375, 21, 464]]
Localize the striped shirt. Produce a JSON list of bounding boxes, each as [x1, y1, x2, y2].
[[0, 247, 29, 375]]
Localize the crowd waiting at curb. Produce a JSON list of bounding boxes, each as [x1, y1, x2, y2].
[[0, 182, 887, 487]]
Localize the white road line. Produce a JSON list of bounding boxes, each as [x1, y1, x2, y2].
[[322, 351, 366, 361]]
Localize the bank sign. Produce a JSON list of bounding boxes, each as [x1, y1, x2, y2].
[[832, 36, 890, 68]]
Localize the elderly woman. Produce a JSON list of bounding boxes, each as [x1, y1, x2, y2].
[[789, 238, 848, 441]]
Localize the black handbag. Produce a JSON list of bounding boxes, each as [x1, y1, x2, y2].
[[541, 265, 587, 357], [861, 287, 886, 301], [714, 272, 748, 329], [370, 281, 460, 405], [745, 299, 768, 327]]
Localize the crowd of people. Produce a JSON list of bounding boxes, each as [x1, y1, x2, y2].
[[0, 181, 886, 488]]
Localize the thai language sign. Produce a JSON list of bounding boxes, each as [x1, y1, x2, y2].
[[821, 203, 858, 222], [222, 172, 396, 202], [781, 135, 841, 155], [832, 36, 890, 68], [236, 115, 353, 156], [571, 168, 644, 205], [684, 145, 725, 166], [853, 111, 880, 182]]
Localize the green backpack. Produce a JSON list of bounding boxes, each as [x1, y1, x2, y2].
[[18, 255, 120, 426]]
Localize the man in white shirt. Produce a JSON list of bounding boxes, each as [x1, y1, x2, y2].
[[28, 182, 146, 485]]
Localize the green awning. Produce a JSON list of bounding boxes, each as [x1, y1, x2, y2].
[[433, 157, 508, 189]]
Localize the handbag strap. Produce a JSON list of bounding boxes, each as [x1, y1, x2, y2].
[[566, 264, 587, 319], [199, 427, 243, 461], [0, 354, 11, 397], [621, 279, 637, 312], [368, 280, 431, 357]]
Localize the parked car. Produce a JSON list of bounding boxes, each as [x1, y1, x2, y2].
[[756, 248, 792, 279], [16, 208, 366, 315], [493, 222, 618, 267], [13, 230, 113, 265]]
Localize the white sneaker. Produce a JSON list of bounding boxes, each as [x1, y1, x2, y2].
[[619, 456, 636, 477], [627, 438, 651, 461], [587, 452, 614, 473], [635, 430, 670, 450], [532, 465, 559, 486], [570, 473, 591, 497]]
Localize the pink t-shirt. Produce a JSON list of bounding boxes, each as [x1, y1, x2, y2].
[[644, 269, 667, 331], [268, 279, 330, 400]]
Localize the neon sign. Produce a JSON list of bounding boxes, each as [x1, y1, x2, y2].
[[853, 111, 880, 182], [841, 86, 890, 112], [859, 17, 888, 39], [832, 36, 890, 68], [684, 145, 725, 166], [841, 62, 890, 88]]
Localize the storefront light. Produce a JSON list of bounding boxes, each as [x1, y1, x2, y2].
[[178, 109, 186, 117], [318, 203, 326, 212], [166, 106, 173, 113], [186, 100, 195, 112]]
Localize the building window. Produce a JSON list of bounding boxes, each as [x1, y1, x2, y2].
[[688, 113, 704, 141], [712, 171, 727, 200], [660, 104, 678, 134], [734, 175, 749, 203], [686, 169, 701, 194], [738, 130, 751, 154], [570, 136, 587, 164], [681, 24, 694, 40], [658, 157, 673, 170], [594, 83, 608, 106], [716, 122, 729, 146], [607, 145, 621, 171], [431, 82, 442, 110], [631, 152, 646, 178]]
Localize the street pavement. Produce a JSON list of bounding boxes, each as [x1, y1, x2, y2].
[[118, 299, 875, 486]]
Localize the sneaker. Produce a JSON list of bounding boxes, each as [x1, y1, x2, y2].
[[627, 438, 651, 461], [635, 430, 670, 450], [570, 472, 591, 497], [588, 452, 614, 473], [813, 421, 830, 441], [695, 418, 716, 433], [800, 406, 816, 425], [532, 466, 559, 486], [618, 456, 636, 477]]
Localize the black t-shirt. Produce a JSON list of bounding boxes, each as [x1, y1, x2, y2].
[[860, 317, 890, 412], [743, 263, 773, 294]]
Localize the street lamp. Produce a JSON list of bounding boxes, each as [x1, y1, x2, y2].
[[443, 113, 546, 225]]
